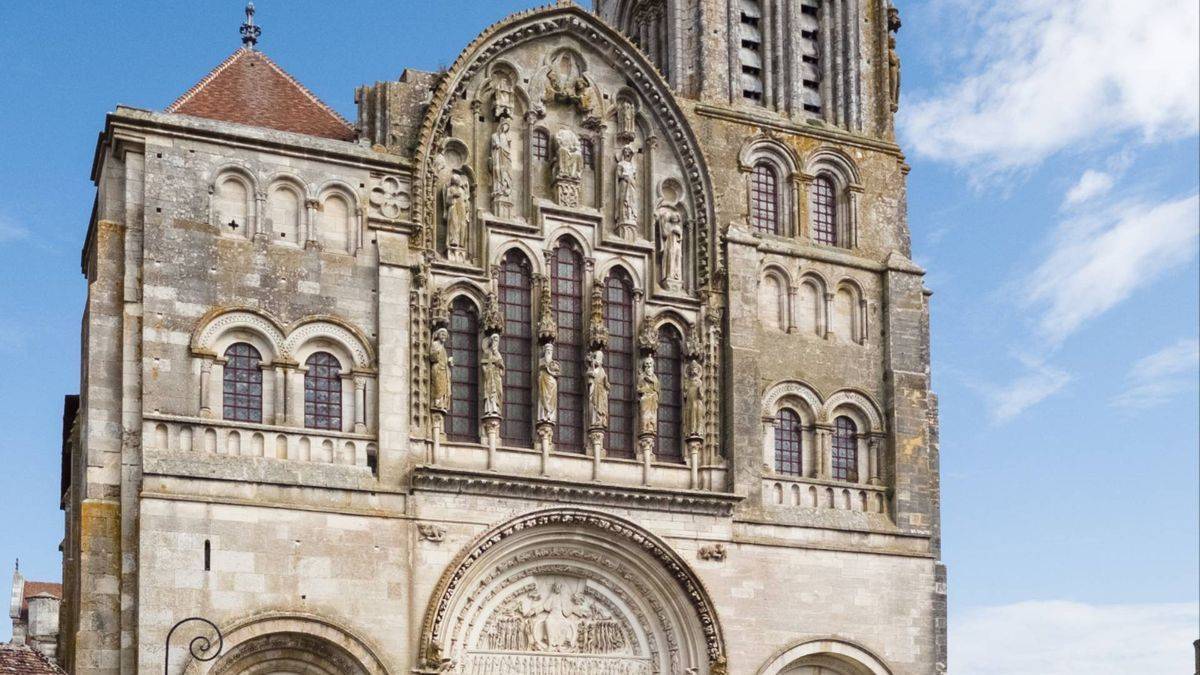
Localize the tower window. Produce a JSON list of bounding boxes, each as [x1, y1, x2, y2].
[[739, 0, 765, 105], [303, 352, 342, 431], [750, 162, 781, 235], [447, 298, 480, 443], [810, 174, 837, 246], [551, 240, 586, 453], [532, 129, 550, 161], [773, 409, 803, 476], [832, 416, 859, 482], [603, 270, 636, 458], [222, 342, 263, 423], [498, 250, 534, 446], [655, 326, 684, 463]]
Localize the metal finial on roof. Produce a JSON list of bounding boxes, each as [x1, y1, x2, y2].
[[240, 1, 261, 49]]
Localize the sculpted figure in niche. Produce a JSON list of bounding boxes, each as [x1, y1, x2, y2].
[[888, 36, 901, 112], [683, 359, 705, 438], [493, 71, 515, 120], [587, 350, 610, 429], [637, 355, 659, 436], [655, 203, 684, 290], [553, 128, 583, 207], [545, 53, 594, 115], [445, 172, 471, 258], [616, 98, 636, 142], [481, 333, 505, 418], [537, 342, 561, 423], [430, 327, 453, 412], [615, 145, 639, 237], [489, 121, 514, 217]]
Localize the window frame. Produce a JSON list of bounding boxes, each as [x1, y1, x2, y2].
[[447, 297, 481, 443], [498, 250, 535, 446], [551, 239, 586, 453], [832, 415, 859, 482], [750, 161, 782, 236], [222, 342, 264, 424], [303, 352, 343, 431], [654, 325, 685, 463], [773, 407, 804, 476], [603, 269, 637, 458]]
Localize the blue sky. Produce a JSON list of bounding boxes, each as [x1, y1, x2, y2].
[[0, 2, 1196, 671]]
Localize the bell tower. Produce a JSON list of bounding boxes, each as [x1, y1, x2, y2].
[[595, 0, 901, 138]]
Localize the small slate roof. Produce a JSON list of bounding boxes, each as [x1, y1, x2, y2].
[[166, 48, 356, 141], [0, 645, 64, 674]]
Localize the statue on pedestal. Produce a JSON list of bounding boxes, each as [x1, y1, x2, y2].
[[637, 356, 659, 437], [655, 203, 684, 290], [537, 342, 560, 424], [430, 327, 452, 413], [616, 145, 639, 238], [481, 333, 505, 418], [587, 350, 610, 430]]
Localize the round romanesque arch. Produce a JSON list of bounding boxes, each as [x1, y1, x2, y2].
[[419, 507, 727, 675], [757, 638, 892, 675], [184, 612, 388, 675]]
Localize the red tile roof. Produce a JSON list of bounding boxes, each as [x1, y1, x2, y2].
[[18, 583, 61, 622], [0, 645, 64, 674], [166, 48, 356, 141]]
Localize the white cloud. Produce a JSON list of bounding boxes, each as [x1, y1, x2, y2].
[[1111, 337, 1200, 410], [0, 216, 29, 243], [1062, 170, 1114, 207], [1022, 193, 1199, 345], [986, 357, 1071, 423], [953, 601, 1199, 675], [901, 0, 1200, 170]]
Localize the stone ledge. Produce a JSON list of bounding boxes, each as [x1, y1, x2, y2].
[[142, 448, 389, 493], [411, 465, 742, 517]]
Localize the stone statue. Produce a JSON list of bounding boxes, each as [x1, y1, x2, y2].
[[489, 121, 514, 202], [493, 71, 515, 120], [530, 581, 585, 651], [553, 128, 583, 207], [655, 203, 684, 290], [617, 98, 636, 141], [430, 327, 452, 413], [587, 350, 610, 429], [481, 333, 505, 418], [544, 53, 594, 115], [683, 359, 704, 438], [445, 172, 471, 256], [537, 342, 560, 423], [888, 36, 901, 112], [616, 145, 639, 235], [637, 356, 659, 437]]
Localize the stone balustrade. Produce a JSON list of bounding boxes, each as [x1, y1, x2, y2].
[[762, 474, 888, 514], [143, 414, 377, 470]]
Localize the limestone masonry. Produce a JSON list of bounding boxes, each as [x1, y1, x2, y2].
[[57, 1, 943, 673]]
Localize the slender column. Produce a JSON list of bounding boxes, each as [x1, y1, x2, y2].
[[786, 286, 798, 333], [253, 191, 267, 241], [273, 366, 288, 426], [819, 0, 835, 123], [354, 376, 368, 433], [687, 436, 702, 489], [762, 0, 776, 110], [199, 357, 215, 418], [814, 424, 832, 478], [823, 292, 834, 339], [639, 435, 655, 486], [483, 417, 500, 471], [850, 0, 862, 130], [868, 435, 882, 485], [304, 198, 320, 248]]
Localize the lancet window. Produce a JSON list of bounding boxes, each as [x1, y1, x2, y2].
[[498, 251, 534, 446], [773, 408, 803, 476], [447, 298, 480, 443], [655, 326, 684, 462], [603, 270, 636, 458], [832, 415, 858, 482], [303, 352, 342, 431], [551, 240, 586, 453], [223, 343, 263, 423]]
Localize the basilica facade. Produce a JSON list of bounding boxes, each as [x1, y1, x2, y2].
[[57, 1, 943, 673]]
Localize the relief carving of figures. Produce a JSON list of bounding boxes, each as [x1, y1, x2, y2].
[[636, 356, 659, 437], [489, 121, 514, 217], [493, 71, 515, 120], [544, 52, 594, 116], [482, 580, 628, 656], [615, 145, 639, 239], [481, 333, 505, 418], [553, 128, 583, 207], [655, 203, 684, 291], [537, 278, 558, 343], [683, 359, 705, 439], [445, 171, 471, 260], [430, 327, 453, 412], [587, 350, 610, 430], [588, 284, 608, 349], [537, 342, 561, 424]]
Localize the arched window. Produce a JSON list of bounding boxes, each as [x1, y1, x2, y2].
[[214, 174, 250, 236], [498, 250, 534, 446], [603, 270, 636, 458], [551, 240, 585, 453], [810, 174, 837, 246], [773, 408, 803, 475], [832, 287, 856, 342], [750, 162, 781, 235], [223, 343, 263, 423], [797, 279, 822, 336], [532, 129, 551, 161], [267, 184, 301, 243], [654, 326, 684, 463], [304, 352, 342, 431], [447, 298, 480, 443], [320, 193, 353, 253], [832, 415, 858, 482], [759, 273, 786, 330]]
